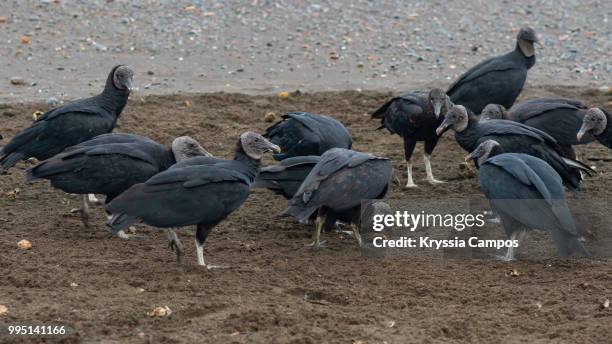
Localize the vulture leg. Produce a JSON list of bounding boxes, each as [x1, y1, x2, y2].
[[70, 194, 90, 227], [309, 209, 327, 249], [195, 224, 227, 269], [165, 228, 184, 263], [424, 139, 444, 184], [195, 239, 205, 266], [424, 154, 445, 184], [351, 224, 363, 247], [116, 230, 131, 240], [88, 193, 102, 205], [496, 230, 526, 261], [403, 138, 417, 188]]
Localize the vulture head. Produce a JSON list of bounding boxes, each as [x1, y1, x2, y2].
[[112, 65, 135, 92], [171, 136, 212, 161], [480, 104, 507, 120], [577, 108, 607, 141], [517, 27, 540, 57], [465, 140, 504, 166], [240, 132, 281, 160], [428, 88, 451, 119], [436, 105, 469, 136]]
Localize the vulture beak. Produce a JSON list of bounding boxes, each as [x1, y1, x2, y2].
[[268, 143, 282, 153], [464, 151, 477, 162], [125, 78, 135, 92], [433, 102, 442, 119], [436, 122, 450, 137], [576, 123, 589, 142], [533, 37, 543, 48]]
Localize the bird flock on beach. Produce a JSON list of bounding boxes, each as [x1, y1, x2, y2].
[[2, 27, 610, 265]]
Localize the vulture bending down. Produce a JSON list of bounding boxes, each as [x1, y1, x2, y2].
[[467, 140, 589, 259], [481, 98, 603, 159], [27, 133, 210, 230], [252, 155, 321, 199], [264, 112, 352, 160], [436, 105, 593, 193], [283, 148, 392, 249], [106, 132, 280, 266], [1, 65, 134, 172], [447, 27, 539, 114], [371, 88, 451, 187]]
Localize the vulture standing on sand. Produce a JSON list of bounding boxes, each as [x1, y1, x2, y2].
[[106, 132, 281, 266], [264, 112, 352, 161], [371, 88, 451, 187], [447, 27, 539, 114], [27, 133, 210, 231], [466, 140, 589, 259], [576, 107, 612, 149], [481, 98, 605, 159], [283, 148, 392, 249], [252, 155, 321, 199], [1, 65, 134, 171], [436, 105, 593, 193]]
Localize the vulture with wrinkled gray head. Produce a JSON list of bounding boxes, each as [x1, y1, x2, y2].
[[467, 140, 589, 259], [106, 132, 280, 267], [1, 65, 134, 171], [371, 88, 452, 187], [481, 98, 603, 159], [447, 27, 539, 114], [283, 148, 392, 249], [27, 133, 210, 231], [437, 105, 594, 194]]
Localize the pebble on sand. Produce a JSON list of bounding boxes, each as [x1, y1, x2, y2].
[[278, 91, 289, 100], [264, 111, 276, 122], [147, 306, 172, 317], [0, 305, 8, 316], [17, 239, 32, 250], [10, 77, 26, 85]]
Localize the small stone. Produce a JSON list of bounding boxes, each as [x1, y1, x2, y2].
[[147, 70, 154, 76], [10, 77, 25, 85], [147, 306, 172, 317], [32, 111, 43, 121], [17, 239, 32, 250], [93, 42, 107, 51], [21, 35, 31, 44], [0, 305, 8, 316], [264, 112, 276, 122], [70, 282, 78, 288], [602, 299, 610, 309], [0, 16, 7, 23], [277, 91, 289, 100]]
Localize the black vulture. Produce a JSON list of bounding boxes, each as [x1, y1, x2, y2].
[[446, 27, 539, 114], [466, 140, 589, 259], [105, 132, 281, 266], [481, 98, 601, 159], [283, 148, 392, 249], [252, 155, 321, 199], [371, 88, 452, 187], [577, 108, 612, 149], [436, 105, 594, 193], [264, 112, 352, 160], [1, 65, 134, 171], [26, 133, 210, 230]]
